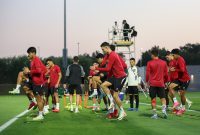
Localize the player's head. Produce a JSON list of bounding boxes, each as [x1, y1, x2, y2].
[[150, 48, 159, 59], [27, 47, 36, 60], [110, 44, 116, 51], [23, 67, 29, 74], [73, 56, 79, 63], [130, 58, 135, 67], [96, 53, 104, 64], [46, 58, 54, 67], [100, 42, 111, 54], [165, 51, 173, 61], [171, 48, 180, 59]]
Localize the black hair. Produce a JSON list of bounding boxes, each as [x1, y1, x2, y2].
[[130, 58, 135, 61], [100, 42, 110, 48], [171, 48, 180, 55], [96, 53, 104, 59], [166, 51, 171, 56], [151, 49, 159, 57], [27, 47, 36, 54], [110, 44, 116, 51], [73, 56, 79, 62], [46, 58, 53, 63]]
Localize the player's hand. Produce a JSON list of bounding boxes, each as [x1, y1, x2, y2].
[[55, 84, 59, 88], [170, 67, 176, 71], [90, 66, 95, 70], [100, 73, 104, 77]]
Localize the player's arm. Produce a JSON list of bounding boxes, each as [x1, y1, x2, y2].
[[17, 72, 23, 85], [80, 66, 85, 77], [55, 67, 62, 88], [96, 55, 115, 72], [175, 59, 185, 73]]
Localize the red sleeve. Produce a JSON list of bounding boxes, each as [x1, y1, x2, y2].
[[164, 63, 169, 83], [89, 70, 95, 76], [101, 55, 108, 67], [31, 59, 42, 74], [97, 53, 115, 72], [118, 55, 127, 69], [146, 62, 150, 82], [56, 66, 61, 73], [175, 58, 185, 73]]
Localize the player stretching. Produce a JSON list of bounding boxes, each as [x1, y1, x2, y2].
[[46, 58, 62, 112], [9, 67, 37, 110], [27, 47, 46, 121], [146, 49, 168, 119], [95, 42, 127, 120], [171, 49, 190, 115]]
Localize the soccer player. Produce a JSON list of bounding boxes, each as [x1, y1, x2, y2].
[[171, 48, 190, 115], [95, 42, 127, 120], [125, 58, 141, 111], [146, 49, 168, 119], [46, 58, 62, 112], [27, 47, 46, 121], [9, 67, 37, 110], [65, 56, 85, 113]]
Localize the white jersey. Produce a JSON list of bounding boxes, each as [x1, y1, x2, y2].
[[125, 66, 141, 86]]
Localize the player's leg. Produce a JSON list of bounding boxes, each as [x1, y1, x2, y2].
[[100, 81, 114, 109], [128, 86, 134, 111], [52, 87, 60, 112], [165, 88, 169, 110], [32, 85, 45, 121], [149, 87, 158, 119], [158, 87, 167, 118], [134, 86, 139, 111], [23, 86, 37, 110], [9, 72, 23, 94], [75, 85, 82, 113], [168, 82, 180, 109], [68, 85, 74, 112], [176, 81, 190, 115]]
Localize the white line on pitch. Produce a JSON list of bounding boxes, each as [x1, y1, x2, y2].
[[0, 109, 29, 133]]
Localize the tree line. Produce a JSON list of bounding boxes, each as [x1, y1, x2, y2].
[[0, 43, 199, 84]]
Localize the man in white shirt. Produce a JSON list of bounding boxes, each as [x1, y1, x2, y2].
[[125, 58, 141, 111]]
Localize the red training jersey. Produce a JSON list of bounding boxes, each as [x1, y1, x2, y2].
[[175, 56, 190, 82], [146, 58, 168, 87], [49, 65, 61, 87], [97, 51, 126, 78], [168, 59, 179, 82], [30, 56, 46, 85]]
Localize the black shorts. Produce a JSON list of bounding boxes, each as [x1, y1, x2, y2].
[[22, 82, 33, 90], [32, 84, 45, 96], [149, 86, 165, 99], [49, 87, 58, 94], [171, 80, 190, 91], [128, 86, 139, 95], [107, 76, 126, 92], [178, 80, 190, 91], [68, 84, 82, 95]]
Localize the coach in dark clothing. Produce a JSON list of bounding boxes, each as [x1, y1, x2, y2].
[[65, 56, 85, 113], [122, 20, 130, 41]]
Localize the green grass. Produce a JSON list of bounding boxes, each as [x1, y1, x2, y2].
[[1, 92, 200, 135]]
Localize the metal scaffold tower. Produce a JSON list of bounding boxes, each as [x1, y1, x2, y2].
[[108, 26, 137, 64]]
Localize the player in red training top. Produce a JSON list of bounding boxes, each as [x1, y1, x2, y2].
[[46, 58, 62, 113], [170, 48, 190, 115], [27, 47, 46, 121], [95, 42, 127, 121], [146, 49, 168, 119]]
